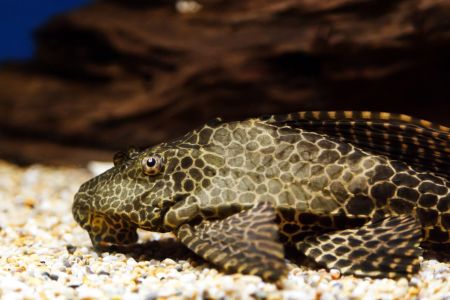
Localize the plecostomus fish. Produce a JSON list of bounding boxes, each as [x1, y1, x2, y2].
[[73, 111, 449, 281]]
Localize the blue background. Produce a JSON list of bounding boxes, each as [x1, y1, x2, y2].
[[0, 0, 90, 62]]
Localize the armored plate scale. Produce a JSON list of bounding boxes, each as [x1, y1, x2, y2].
[[73, 111, 450, 281]]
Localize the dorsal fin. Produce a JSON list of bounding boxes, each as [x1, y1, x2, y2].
[[260, 111, 450, 179]]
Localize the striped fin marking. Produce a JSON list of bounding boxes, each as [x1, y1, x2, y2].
[[263, 111, 450, 178]]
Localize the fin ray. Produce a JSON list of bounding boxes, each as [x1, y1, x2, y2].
[[261, 111, 450, 179], [295, 215, 423, 278], [177, 201, 286, 282]]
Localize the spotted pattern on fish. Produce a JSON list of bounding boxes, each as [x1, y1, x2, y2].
[[73, 111, 450, 281]]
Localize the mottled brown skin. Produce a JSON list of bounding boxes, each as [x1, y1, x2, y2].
[[73, 111, 450, 280]]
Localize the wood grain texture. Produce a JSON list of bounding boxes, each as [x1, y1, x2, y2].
[[0, 0, 449, 164]]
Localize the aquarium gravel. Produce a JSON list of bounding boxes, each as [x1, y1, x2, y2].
[[0, 160, 448, 300]]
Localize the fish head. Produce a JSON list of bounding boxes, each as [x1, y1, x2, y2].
[[72, 124, 221, 246]]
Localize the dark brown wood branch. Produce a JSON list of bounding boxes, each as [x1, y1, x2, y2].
[[1, 0, 449, 164]]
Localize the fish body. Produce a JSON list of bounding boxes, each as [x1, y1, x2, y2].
[[73, 111, 450, 281]]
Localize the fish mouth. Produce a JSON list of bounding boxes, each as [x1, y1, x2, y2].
[[73, 191, 140, 247]]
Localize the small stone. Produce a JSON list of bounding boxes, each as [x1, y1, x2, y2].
[[162, 258, 176, 265], [67, 282, 82, 289], [42, 272, 59, 281], [23, 197, 37, 208], [98, 270, 110, 276], [63, 258, 72, 268], [66, 244, 77, 254], [77, 286, 104, 299], [329, 269, 341, 279], [144, 291, 158, 300]]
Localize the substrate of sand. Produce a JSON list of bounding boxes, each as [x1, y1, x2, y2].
[[0, 161, 448, 300]]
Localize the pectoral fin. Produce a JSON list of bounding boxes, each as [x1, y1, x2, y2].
[[296, 215, 423, 278], [176, 201, 286, 282]]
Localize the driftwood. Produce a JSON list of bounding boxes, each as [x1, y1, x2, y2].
[[0, 0, 449, 165]]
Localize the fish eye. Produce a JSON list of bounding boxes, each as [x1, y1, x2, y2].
[[147, 158, 156, 167], [141, 155, 164, 175]]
